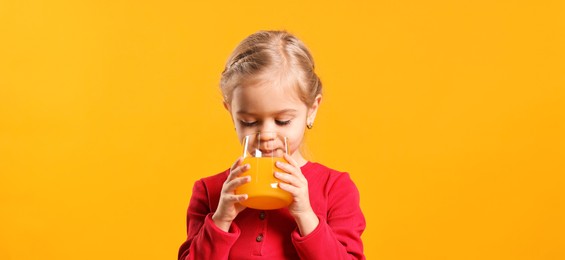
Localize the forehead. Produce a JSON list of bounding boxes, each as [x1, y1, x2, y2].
[[231, 79, 307, 115]]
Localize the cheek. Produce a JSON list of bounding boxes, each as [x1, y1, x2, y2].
[[285, 127, 306, 154], [235, 127, 257, 140]]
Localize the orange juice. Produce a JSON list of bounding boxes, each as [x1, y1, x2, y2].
[[236, 157, 293, 210]]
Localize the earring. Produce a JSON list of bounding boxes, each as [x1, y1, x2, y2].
[[307, 122, 313, 129]]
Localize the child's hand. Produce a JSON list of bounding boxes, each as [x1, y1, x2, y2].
[[212, 157, 250, 232], [275, 154, 320, 236]]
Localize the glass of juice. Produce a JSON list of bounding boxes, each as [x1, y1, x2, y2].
[[235, 132, 293, 210]]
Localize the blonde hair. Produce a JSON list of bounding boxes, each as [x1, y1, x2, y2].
[[220, 30, 322, 106]]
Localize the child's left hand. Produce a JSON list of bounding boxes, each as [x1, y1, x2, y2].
[[275, 154, 319, 236]]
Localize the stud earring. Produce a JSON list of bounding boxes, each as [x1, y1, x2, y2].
[[307, 122, 313, 129]]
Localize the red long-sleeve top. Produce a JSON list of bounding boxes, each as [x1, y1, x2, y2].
[[178, 161, 366, 259]]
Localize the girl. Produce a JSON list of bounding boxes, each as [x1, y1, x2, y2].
[[178, 30, 366, 259]]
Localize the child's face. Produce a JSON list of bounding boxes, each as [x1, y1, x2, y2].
[[226, 80, 318, 158]]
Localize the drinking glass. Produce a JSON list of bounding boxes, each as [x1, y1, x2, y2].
[[235, 132, 292, 210]]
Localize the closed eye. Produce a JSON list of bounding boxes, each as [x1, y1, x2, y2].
[[275, 120, 291, 126], [240, 120, 257, 127]]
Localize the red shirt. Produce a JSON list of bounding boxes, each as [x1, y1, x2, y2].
[[178, 162, 366, 259]]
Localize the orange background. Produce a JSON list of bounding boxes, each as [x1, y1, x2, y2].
[[1, 0, 564, 259]]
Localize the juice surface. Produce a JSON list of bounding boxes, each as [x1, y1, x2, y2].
[[236, 157, 292, 210]]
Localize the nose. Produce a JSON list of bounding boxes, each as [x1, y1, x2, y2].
[[258, 120, 278, 136], [258, 132, 276, 142], [256, 132, 282, 156]]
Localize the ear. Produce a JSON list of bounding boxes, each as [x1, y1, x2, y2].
[[224, 101, 235, 124], [223, 101, 230, 112], [307, 94, 322, 125]]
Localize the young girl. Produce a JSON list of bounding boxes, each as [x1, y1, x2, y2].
[[178, 30, 366, 259]]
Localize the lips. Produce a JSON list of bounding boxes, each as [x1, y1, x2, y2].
[[260, 150, 275, 156], [257, 148, 284, 157], [245, 136, 287, 158]]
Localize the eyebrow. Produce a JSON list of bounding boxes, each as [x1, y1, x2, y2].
[[236, 109, 298, 116]]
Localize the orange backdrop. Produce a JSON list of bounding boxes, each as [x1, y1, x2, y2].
[[1, 0, 564, 259]]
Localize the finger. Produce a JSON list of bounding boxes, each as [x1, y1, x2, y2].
[[275, 160, 295, 174], [224, 175, 251, 192], [231, 157, 244, 169], [274, 171, 299, 187], [278, 182, 299, 195], [283, 153, 300, 168], [276, 163, 307, 186], [224, 193, 249, 203], [232, 163, 250, 176], [227, 157, 243, 180], [229, 157, 246, 173], [275, 160, 304, 181], [228, 162, 250, 181]]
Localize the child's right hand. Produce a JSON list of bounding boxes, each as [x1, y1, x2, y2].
[[211, 157, 250, 232]]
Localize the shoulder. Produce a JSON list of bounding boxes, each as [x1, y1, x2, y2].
[[194, 169, 229, 193], [303, 162, 363, 218], [201, 169, 229, 185], [190, 169, 229, 213], [303, 162, 360, 202], [303, 162, 356, 187]]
